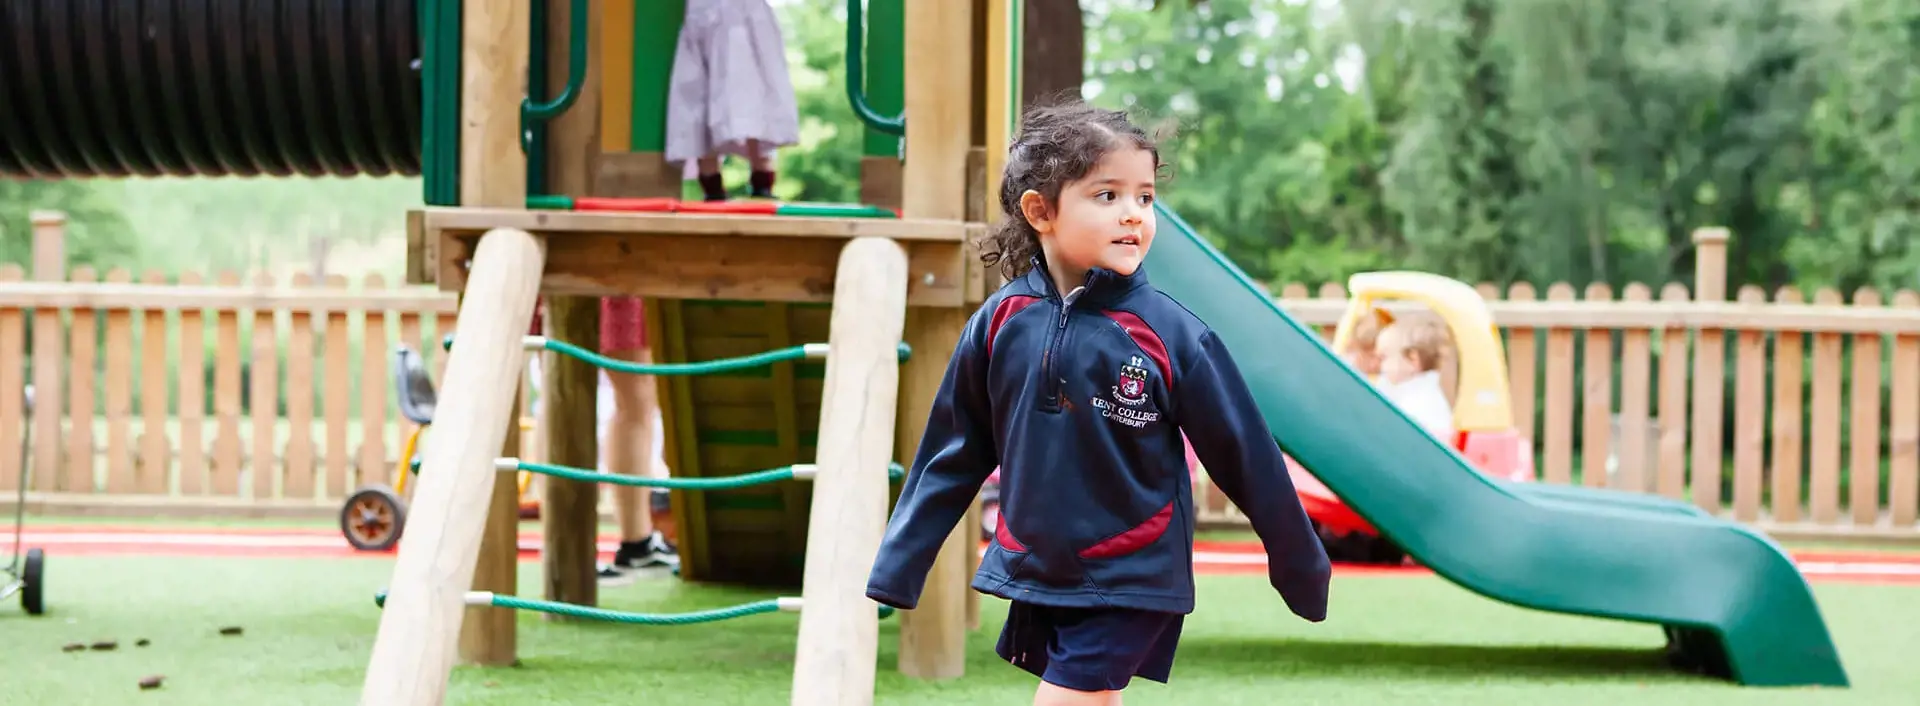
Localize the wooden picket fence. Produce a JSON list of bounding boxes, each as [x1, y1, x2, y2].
[[5, 213, 1917, 541], [1195, 232, 1920, 542], [0, 212, 485, 516]]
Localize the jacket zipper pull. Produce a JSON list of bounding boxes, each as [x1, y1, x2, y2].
[[1060, 286, 1084, 327]]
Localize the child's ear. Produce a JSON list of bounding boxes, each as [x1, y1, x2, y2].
[[1019, 190, 1055, 235]]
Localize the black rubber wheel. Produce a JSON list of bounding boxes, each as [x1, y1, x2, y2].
[[1366, 536, 1407, 566], [1314, 521, 1405, 566], [21, 547, 45, 616], [340, 484, 407, 552]]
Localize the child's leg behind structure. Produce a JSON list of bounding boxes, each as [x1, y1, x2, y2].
[[597, 297, 679, 584]]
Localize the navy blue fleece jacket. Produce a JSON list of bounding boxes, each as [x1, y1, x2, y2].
[[864, 258, 1331, 621]]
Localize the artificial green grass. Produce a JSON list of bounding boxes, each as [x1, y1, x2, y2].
[[1, 555, 1914, 705]]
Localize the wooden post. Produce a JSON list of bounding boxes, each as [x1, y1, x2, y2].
[[1689, 227, 1729, 513], [790, 237, 910, 706], [358, 0, 532, 700], [895, 0, 977, 681], [28, 211, 65, 490], [357, 228, 545, 706], [454, 0, 532, 669], [539, 0, 605, 613], [542, 295, 600, 610]]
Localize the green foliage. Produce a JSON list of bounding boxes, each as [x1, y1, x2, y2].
[[0, 180, 140, 273], [4, 0, 1916, 297], [1076, 0, 1920, 295]]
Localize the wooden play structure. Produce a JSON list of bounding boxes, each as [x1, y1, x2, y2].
[[360, 0, 1022, 704]]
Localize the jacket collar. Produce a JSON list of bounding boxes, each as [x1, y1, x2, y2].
[[1023, 255, 1148, 306]]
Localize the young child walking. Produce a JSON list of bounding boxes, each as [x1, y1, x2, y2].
[[865, 102, 1332, 705]]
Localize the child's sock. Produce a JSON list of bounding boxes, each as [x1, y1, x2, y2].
[[749, 170, 776, 198], [698, 173, 728, 202]]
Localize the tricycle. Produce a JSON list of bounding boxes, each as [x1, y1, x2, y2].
[[338, 345, 537, 552]]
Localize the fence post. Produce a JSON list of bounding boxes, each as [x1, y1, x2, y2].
[[1690, 227, 1730, 512], [29, 211, 66, 491]]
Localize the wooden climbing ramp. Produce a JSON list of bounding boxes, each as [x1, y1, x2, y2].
[[649, 298, 845, 587]]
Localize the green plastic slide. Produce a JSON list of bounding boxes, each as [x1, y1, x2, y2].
[[1144, 202, 1848, 688]]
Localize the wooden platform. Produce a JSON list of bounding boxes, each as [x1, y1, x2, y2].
[[407, 207, 986, 307], [403, 207, 985, 589]]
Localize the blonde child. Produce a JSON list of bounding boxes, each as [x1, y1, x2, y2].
[[1339, 307, 1395, 379], [1374, 315, 1457, 441]]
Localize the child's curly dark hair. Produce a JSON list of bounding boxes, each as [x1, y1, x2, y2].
[[978, 101, 1171, 281]]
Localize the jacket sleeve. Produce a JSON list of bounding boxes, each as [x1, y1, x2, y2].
[[864, 307, 999, 610], [1176, 329, 1332, 622]]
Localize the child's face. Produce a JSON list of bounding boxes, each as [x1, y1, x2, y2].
[[1027, 147, 1158, 277], [1377, 340, 1421, 384], [1344, 344, 1383, 376]]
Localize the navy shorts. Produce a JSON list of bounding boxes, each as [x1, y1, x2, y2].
[[995, 601, 1184, 691]]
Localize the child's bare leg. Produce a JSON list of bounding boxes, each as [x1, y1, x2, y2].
[[597, 344, 678, 582], [1034, 682, 1120, 706], [745, 139, 775, 172], [746, 140, 776, 197], [604, 348, 655, 542]]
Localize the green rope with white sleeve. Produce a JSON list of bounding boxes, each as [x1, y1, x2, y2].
[[498, 459, 905, 488], [372, 590, 896, 624], [441, 333, 912, 376]]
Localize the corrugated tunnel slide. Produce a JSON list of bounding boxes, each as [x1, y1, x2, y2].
[[0, 0, 423, 179]]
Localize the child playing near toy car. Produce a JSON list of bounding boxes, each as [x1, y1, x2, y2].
[[864, 101, 1331, 706], [1373, 314, 1457, 441], [1339, 306, 1394, 380]]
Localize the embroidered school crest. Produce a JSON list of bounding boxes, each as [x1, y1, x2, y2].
[[1114, 355, 1151, 406]]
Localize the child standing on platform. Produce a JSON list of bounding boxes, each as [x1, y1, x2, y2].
[[865, 102, 1331, 705], [665, 0, 800, 202]]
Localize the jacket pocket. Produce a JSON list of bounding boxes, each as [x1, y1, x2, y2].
[[1076, 500, 1174, 560]]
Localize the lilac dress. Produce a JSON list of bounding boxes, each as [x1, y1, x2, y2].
[[664, 0, 801, 178]]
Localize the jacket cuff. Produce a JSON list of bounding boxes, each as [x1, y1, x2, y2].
[[865, 585, 918, 611]]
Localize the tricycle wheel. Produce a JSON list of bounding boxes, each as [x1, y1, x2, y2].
[[341, 485, 408, 552], [1314, 522, 1404, 566], [1365, 536, 1407, 566], [21, 548, 44, 615]]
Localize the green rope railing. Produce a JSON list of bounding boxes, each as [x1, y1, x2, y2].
[[499, 459, 906, 488], [441, 334, 913, 376], [373, 590, 896, 624]]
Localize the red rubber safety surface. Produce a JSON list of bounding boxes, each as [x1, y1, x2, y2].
[[5, 526, 1918, 586]]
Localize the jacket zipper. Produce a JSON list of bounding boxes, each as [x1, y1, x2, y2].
[[1040, 285, 1085, 413]]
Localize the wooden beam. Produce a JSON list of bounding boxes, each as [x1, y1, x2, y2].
[[434, 231, 975, 308], [538, 0, 605, 615], [790, 237, 910, 706], [357, 228, 544, 705], [449, 0, 534, 673], [424, 208, 967, 242], [894, 0, 978, 682], [541, 295, 601, 612]]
